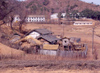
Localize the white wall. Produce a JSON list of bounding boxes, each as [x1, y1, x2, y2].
[[26, 17, 45, 22], [73, 21, 93, 25], [29, 31, 40, 39], [40, 50, 57, 56]]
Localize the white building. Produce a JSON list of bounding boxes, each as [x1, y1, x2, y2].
[[73, 21, 94, 25], [14, 15, 45, 23], [13, 15, 20, 22], [50, 13, 66, 20], [61, 13, 66, 18], [26, 15, 45, 22], [50, 13, 58, 20]]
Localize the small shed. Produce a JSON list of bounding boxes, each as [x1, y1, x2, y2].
[[9, 34, 21, 43], [39, 44, 59, 56], [70, 37, 81, 43], [60, 37, 71, 50], [62, 37, 70, 46], [59, 37, 81, 51]]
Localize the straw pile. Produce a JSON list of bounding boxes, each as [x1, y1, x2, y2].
[[43, 44, 59, 50], [0, 43, 25, 59]]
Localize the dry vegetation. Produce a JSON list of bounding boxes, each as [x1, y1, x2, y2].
[[0, 43, 25, 59], [1, 23, 100, 61], [1, 23, 100, 72]]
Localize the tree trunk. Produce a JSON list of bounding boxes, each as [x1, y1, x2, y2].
[[19, 23, 22, 32], [10, 22, 13, 30]]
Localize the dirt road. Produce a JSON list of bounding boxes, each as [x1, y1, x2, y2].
[[0, 60, 100, 73], [0, 68, 99, 73]]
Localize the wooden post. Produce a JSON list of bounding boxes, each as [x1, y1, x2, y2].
[[92, 27, 95, 54], [62, 24, 64, 37]]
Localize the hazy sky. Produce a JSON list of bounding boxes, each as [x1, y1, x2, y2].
[[81, 0, 100, 5]]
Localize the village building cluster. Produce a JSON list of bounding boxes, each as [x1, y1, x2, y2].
[[10, 28, 88, 58], [10, 12, 94, 57]]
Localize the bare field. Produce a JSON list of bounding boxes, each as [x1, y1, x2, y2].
[[0, 59, 100, 73]]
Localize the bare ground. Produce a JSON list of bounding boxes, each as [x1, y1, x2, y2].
[[0, 60, 100, 73]]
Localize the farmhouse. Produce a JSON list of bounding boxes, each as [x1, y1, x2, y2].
[[26, 29, 53, 39], [73, 21, 94, 25]]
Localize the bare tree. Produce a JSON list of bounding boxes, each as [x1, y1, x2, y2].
[[0, 0, 20, 29], [0, 0, 11, 25], [13, 1, 28, 32]]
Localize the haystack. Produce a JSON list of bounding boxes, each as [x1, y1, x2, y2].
[[43, 44, 59, 50]]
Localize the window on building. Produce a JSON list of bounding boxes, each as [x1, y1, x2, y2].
[[16, 17, 19, 19]]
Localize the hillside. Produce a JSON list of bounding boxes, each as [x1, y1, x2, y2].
[[26, 0, 100, 14], [48, 0, 100, 12]]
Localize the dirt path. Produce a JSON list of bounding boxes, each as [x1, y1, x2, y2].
[[0, 60, 100, 73], [0, 68, 99, 73], [0, 60, 100, 70]]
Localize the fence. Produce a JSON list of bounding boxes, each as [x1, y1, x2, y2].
[[58, 44, 88, 58], [39, 44, 88, 58]]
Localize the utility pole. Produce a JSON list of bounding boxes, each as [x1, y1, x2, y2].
[[92, 27, 94, 54], [62, 24, 64, 37]]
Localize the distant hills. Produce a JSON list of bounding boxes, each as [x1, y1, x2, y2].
[[25, 0, 100, 14]]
